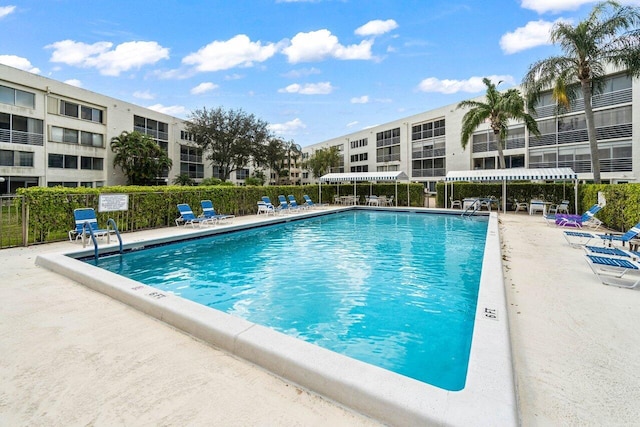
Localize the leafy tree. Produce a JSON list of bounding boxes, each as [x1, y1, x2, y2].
[[110, 130, 173, 185], [172, 174, 196, 186], [304, 146, 341, 178], [200, 177, 223, 186], [186, 106, 271, 181], [254, 137, 286, 184], [457, 78, 539, 169], [245, 176, 263, 186], [522, 1, 640, 183]]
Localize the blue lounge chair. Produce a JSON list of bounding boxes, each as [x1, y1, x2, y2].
[[262, 196, 285, 215], [584, 254, 640, 289], [278, 195, 297, 212], [69, 208, 112, 242], [564, 220, 640, 248], [176, 203, 216, 227], [556, 204, 602, 229], [584, 245, 631, 258], [303, 194, 327, 208], [287, 195, 308, 210], [200, 200, 234, 223]]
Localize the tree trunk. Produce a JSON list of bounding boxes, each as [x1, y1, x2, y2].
[[582, 80, 601, 183], [494, 131, 506, 169]]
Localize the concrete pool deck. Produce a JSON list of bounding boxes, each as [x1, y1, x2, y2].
[[1, 210, 639, 425]]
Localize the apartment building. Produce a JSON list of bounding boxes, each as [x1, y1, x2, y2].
[[2, 63, 638, 195], [0, 64, 260, 195], [302, 70, 639, 191]]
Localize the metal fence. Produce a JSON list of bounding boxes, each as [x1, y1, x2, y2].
[[0, 195, 25, 249]]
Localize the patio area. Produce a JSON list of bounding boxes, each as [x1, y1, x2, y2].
[[0, 210, 638, 425]]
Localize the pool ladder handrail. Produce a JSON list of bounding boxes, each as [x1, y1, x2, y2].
[[81, 218, 123, 261], [461, 199, 481, 217]]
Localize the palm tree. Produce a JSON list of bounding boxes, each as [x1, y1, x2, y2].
[[522, 1, 640, 183], [110, 130, 173, 185], [457, 78, 539, 169], [284, 140, 302, 184]]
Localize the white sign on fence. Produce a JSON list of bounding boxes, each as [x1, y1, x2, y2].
[[99, 194, 129, 212]]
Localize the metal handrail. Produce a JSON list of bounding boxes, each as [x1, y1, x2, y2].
[[461, 199, 480, 217]]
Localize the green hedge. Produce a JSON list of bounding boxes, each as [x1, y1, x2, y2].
[[17, 183, 424, 244], [581, 183, 640, 232]]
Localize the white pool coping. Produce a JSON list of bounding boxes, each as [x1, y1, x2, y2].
[[36, 208, 516, 426]]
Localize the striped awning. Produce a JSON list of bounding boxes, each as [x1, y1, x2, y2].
[[319, 171, 409, 182], [445, 168, 577, 182]]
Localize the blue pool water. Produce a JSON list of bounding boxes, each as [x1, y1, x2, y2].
[[93, 210, 488, 391]]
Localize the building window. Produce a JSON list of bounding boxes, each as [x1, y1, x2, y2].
[[80, 105, 103, 123], [411, 119, 445, 141], [0, 150, 32, 167], [50, 126, 104, 147], [236, 168, 250, 180], [180, 145, 204, 178], [0, 85, 36, 109], [48, 154, 78, 169], [0, 113, 44, 146], [376, 127, 400, 147], [80, 156, 104, 170], [60, 100, 79, 118], [350, 138, 368, 149], [47, 182, 77, 188]]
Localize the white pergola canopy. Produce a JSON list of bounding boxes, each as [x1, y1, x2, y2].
[[318, 171, 410, 206], [445, 168, 577, 182], [444, 168, 578, 213], [319, 171, 409, 182]]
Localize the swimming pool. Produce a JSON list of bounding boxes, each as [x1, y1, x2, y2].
[[36, 207, 516, 426], [93, 210, 488, 391]]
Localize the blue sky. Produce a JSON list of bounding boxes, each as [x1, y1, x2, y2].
[[2, 0, 639, 146]]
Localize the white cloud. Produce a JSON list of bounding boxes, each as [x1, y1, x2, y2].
[[190, 82, 219, 94], [46, 40, 169, 76], [355, 19, 398, 37], [146, 104, 187, 116], [0, 55, 40, 73], [0, 5, 16, 19], [522, 0, 640, 14], [268, 118, 306, 135], [351, 95, 369, 104], [224, 73, 244, 80], [520, 0, 591, 13], [282, 29, 373, 63], [347, 121, 359, 127], [500, 19, 565, 54], [64, 79, 82, 87], [183, 35, 278, 72], [417, 75, 516, 94], [278, 82, 334, 95], [133, 90, 155, 100], [282, 67, 321, 78]]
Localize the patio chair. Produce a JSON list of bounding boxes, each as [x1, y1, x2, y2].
[[556, 204, 602, 229], [200, 200, 234, 223], [513, 199, 529, 214], [287, 195, 308, 210], [69, 208, 112, 242], [449, 197, 462, 209], [303, 195, 327, 208], [584, 254, 640, 289], [279, 195, 299, 212], [549, 200, 570, 215], [564, 220, 640, 248], [257, 200, 275, 215], [176, 203, 216, 227]]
